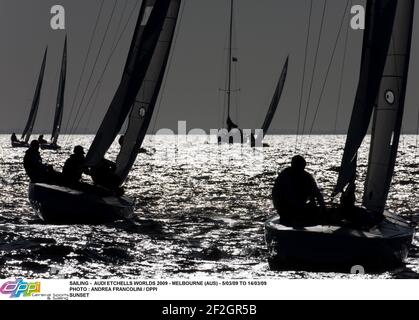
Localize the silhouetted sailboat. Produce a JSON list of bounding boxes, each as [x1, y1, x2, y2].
[[29, 0, 181, 224], [265, 0, 415, 269], [11, 48, 48, 148], [218, 0, 243, 144], [252, 56, 289, 147], [218, 1, 288, 146], [41, 36, 67, 150]]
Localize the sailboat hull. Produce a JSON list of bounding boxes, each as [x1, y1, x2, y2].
[[265, 210, 414, 271], [28, 183, 134, 225], [40, 143, 61, 150], [11, 141, 29, 148]]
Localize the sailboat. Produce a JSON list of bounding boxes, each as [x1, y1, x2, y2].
[[41, 36, 67, 150], [28, 0, 182, 224], [217, 0, 288, 146], [218, 0, 243, 144], [265, 0, 415, 269], [252, 56, 289, 148], [11, 47, 48, 148]]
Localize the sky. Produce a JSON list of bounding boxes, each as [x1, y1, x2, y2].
[[0, 0, 418, 134]]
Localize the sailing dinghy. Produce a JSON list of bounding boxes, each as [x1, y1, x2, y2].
[[12, 48, 48, 148], [265, 0, 416, 269], [41, 37, 67, 150], [29, 0, 182, 224]]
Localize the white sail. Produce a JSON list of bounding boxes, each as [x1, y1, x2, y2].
[[363, 0, 414, 212], [115, 0, 181, 182]]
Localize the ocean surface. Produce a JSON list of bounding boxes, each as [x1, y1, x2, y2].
[[0, 134, 418, 279]]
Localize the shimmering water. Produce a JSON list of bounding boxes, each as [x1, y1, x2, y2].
[[0, 135, 418, 279]]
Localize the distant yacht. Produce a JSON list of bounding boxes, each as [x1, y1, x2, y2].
[[11, 47, 48, 148], [41, 36, 67, 150]]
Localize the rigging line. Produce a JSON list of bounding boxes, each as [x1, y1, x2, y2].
[[308, 0, 351, 138], [232, 17, 241, 125], [83, 0, 130, 134], [85, 80, 102, 135], [334, 0, 351, 135], [234, 58, 241, 125], [66, 0, 118, 139], [63, 0, 105, 144], [300, 0, 328, 142], [70, 0, 141, 136], [151, 0, 187, 137], [295, 0, 314, 152]]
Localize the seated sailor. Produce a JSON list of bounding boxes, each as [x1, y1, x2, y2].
[[23, 140, 60, 184], [38, 135, 48, 144], [63, 145, 87, 186], [272, 155, 326, 227], [90, 158, 123, 194], [11, 133, 19, 143]]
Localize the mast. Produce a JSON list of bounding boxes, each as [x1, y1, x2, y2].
[[85, 0, 174, 168], [333, 0, 397, 195], [226, 0, 234, 122], [261, 56, 289, 137], [363, 0, 414, 212], [51, 36, 67, 145], [21, 47, 48, 143]]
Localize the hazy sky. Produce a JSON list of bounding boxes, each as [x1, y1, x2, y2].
[[0, 0, 418, 134]]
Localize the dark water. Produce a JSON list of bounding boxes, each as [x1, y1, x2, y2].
[[0, 135, 418, 279]]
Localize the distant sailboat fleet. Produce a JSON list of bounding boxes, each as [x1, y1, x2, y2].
[[9, 0, 418, 271], [11, 37, 67, 150]]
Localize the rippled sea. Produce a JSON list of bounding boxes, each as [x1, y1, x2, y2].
[[0, 134, 418, 279]]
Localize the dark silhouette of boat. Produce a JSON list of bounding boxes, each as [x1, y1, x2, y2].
[[266, 0, 416, 270], [29, 0, 182, 224]]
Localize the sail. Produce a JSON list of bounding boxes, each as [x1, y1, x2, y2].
[[333, 0, 397, 195], [86, 0, 173, 167], [363, 0, 414, 212], [51, 36, 67, 145], [261, 56, 288, 137], [21, 47, 48, 143], [115, 0, 181, 182]]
